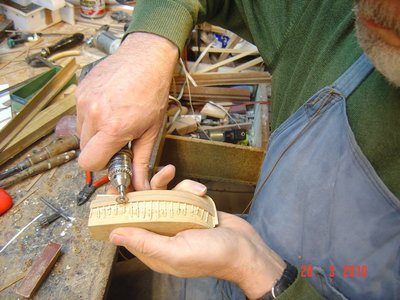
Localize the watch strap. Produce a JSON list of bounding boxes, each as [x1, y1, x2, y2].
[[258, 261, 298, 300]]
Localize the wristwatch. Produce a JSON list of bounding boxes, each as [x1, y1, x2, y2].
[[258, 261, 298, 300]]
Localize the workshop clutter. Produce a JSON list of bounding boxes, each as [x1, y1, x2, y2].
[[167, 25, 271, 149]]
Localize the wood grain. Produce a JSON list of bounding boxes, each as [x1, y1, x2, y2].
[[16, 242, 62, 298], [0, 59, 78, 152], [0, 93, 76, 165], [88, 190, 219, 240]]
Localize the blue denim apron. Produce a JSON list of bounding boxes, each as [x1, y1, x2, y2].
[[151, 54, 400, 299], [244, 54, 400, 299]]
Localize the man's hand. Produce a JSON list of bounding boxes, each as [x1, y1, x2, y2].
[[75, 33, 178, 190], [110, 165, 286, 299]]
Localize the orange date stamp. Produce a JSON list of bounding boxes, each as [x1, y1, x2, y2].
[[300, 265, 368, 278]]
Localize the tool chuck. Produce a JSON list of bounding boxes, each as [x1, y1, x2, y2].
[[108, 145, 132, 204]]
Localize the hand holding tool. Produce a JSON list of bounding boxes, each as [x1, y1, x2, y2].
[[26, 33, 84, 67], [0, 135, 79, 180], [108, 145, 133, 204], [0, 150, 78, 188], [77, 171, 109, 206], [0, 187, 12, 215]]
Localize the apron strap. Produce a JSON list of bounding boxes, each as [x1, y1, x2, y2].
[[332, 53, 374, 98]]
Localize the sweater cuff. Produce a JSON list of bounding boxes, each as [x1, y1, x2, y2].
[[276, 270, 323, 300], [125, 0, 195, 55]]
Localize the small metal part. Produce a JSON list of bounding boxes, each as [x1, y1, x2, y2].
[[39, 212, 61, 227], [108, 145, 132, 204], [76, 185, 96, 206], [39, 197, 72, 222], [110, 11, 132, 23], [92, 30, 121, 55]]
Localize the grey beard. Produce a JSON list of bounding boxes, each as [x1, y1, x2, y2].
[[354, 7, 400, 87]]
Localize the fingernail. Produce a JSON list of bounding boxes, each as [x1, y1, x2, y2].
[[110, 232, 125, 246], [194, 184, 207, 194]]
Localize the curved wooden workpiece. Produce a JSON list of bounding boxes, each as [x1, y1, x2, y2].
[[88, 190, 219, 240]]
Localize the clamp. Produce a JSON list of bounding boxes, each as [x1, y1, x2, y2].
[[77, 171, 109, 206]]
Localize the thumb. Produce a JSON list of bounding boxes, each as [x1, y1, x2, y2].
[[110, 227, 172, 257]]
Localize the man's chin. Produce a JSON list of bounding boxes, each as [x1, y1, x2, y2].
[[356, 21, 400, 87]]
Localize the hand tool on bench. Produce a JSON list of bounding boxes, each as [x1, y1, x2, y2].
[[77, 171, 109, 206], [26, 33, 84, 68], [7, 32, 39, 48], [39, 196, 72, 225], [0, 135, 79, 180], [0, 150, 78, 188]]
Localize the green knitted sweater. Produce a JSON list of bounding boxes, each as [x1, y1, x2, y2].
[[126, 0, 400, 299]]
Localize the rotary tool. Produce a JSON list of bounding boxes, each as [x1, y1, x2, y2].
[[107, 145, 133, 204]]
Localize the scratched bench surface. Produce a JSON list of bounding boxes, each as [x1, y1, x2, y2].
[[0, 20, 120, 298], [0, 146, 116, 299]]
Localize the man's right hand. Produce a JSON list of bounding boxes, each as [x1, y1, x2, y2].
[[75, 32, 178, 190]]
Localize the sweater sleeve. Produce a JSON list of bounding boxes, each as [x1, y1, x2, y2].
[[276, 271, 324, 300], [125, 0, 248, 55]]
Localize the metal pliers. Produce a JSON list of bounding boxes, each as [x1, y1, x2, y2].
[[77, 171, 109, 206]]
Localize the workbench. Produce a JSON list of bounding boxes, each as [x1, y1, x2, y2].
[[0, 19, 125, 299], [0, 14, 268, 298]]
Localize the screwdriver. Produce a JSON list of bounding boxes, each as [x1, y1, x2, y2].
[[0, 135, 79, 180], [0, 150, 78, 188], [26, 33, 84, 67]]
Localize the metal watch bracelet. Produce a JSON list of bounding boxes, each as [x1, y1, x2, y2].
[[257, 261, 298, 300]]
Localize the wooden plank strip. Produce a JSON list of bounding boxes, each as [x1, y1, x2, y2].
[[176, 86, 251, 102], [193, 50, 258, 74], [231, 56, 264, 72], [0, 272, 27, 293], [173, 71, 271, 86], [0, 59, 78, 152], [189, 40, 215, 73], [0, 94, 76, 165], [16, 242, 62, 298], [191, 46, 259, 54]]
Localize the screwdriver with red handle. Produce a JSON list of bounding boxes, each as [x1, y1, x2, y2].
[[0, 188, 12, 215]]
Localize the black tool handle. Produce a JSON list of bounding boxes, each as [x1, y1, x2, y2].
[[41, 33, 84, 57], [39, 213, 61, 227]]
